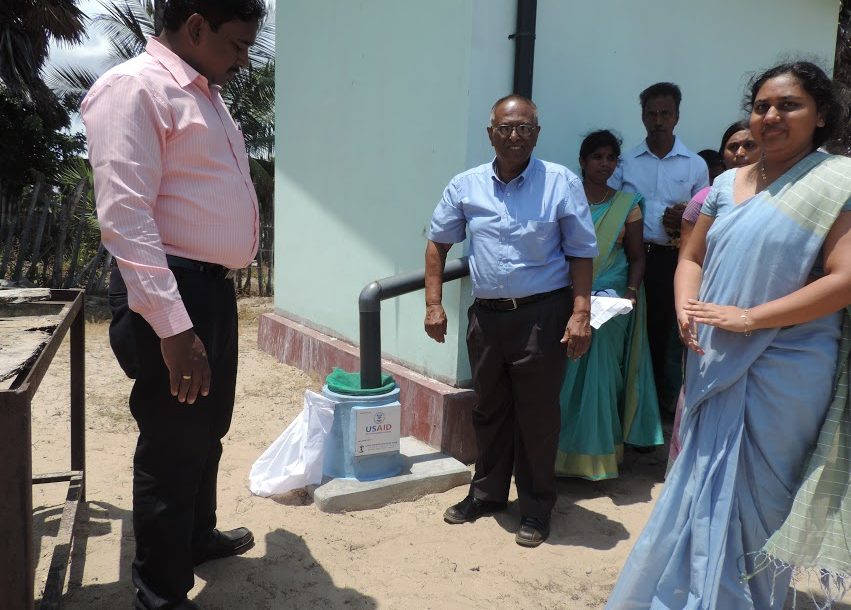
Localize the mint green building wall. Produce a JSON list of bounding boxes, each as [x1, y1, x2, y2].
[[531, 0, 839, 173], [275, 1, 515, 385], [275, 0, 839, 387]]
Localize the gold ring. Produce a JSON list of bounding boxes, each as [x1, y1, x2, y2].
[[181, 375, 192, 380]]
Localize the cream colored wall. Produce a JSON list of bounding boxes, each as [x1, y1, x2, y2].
[[274, 0, 514, 385], [532, 0, 840, 173], [275, 0, 840, 386]]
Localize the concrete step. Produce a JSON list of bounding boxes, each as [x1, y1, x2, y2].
[[309, 436, 470, 513]]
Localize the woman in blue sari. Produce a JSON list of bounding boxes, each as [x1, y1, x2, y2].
[[607, 62, 851, 609], [556, 130, 662, 481]]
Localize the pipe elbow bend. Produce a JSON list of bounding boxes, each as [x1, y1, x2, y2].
[[359, 281, 382, 312]]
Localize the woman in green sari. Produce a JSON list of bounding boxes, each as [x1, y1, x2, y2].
[[556, 130, 663, 480]]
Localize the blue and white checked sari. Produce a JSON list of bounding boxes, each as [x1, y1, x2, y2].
[[607, 152, 851, 609]]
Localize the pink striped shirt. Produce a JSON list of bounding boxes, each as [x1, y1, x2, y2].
[[82, 38, 259, 338]]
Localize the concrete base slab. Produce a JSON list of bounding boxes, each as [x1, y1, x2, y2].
[[309, 436, 470, 513]]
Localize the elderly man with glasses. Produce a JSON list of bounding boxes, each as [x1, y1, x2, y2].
[[424, 94, 597, 547]]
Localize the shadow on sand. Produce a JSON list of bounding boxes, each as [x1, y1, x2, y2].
[[50, 502, 376, 609]]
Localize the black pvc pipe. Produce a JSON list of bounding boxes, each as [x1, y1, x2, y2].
[[511, 0, 537, 98], [358, 257, 470, 388]]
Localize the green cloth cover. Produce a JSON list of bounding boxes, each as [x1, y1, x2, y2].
[[325, 368, 396, 396]]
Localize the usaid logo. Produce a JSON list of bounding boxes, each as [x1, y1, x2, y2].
[[365, 411, 392, 433]]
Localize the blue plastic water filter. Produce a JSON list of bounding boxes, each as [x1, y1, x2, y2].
[[321, 385, 403, 481]]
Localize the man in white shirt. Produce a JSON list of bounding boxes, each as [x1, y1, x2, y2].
[[609, 82, 708, 411]]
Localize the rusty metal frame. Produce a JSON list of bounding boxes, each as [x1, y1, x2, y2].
[[0, 289, 85, 610]]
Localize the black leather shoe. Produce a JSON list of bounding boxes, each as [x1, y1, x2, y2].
[[515, 516, 550, 547], [134, 591, 201, 609], [193, 527, 254, 566], [443, 495, 507, 524]]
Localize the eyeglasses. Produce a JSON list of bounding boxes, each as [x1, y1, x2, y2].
[[491, 123, 537, 138]]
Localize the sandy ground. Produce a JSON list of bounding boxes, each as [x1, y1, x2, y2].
[[26, 298, 830, 609]]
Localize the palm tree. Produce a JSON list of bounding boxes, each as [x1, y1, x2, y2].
[[50, 0, 276, 159], [0, 0, 87, 233], [0, 0, 87, 92], [0, 0, 86, 123], [49, 0, 277, 293], [0, 0, 87, 129]]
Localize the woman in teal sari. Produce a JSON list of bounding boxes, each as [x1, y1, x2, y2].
[[608, 63, 851, 609], [556, 130, 662, 481]]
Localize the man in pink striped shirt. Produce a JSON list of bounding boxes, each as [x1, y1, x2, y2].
[[82, 1, 265, 608]]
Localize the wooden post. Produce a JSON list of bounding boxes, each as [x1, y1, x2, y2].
[[70, 293, 86, 501], [25, 197, 52, 282], [0, 212, 19, 278], [83, 244, 105, 293], [52, 181, 86, 288], [64, 202, 90, 289], [9, 180, 42, 282], [93, 252, 112, 295]]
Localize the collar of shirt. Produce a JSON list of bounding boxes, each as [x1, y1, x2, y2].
[[489, 156, 539, 186], [630, 136, 690, 161], [145, 37, 219, 96]]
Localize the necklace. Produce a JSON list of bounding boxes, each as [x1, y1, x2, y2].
[[759, 157, 768, 184], [586, 186, 612, 205]]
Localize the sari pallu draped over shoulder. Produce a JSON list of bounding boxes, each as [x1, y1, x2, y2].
[[606, 152, 851, 610], [556, 191, 661, 481]]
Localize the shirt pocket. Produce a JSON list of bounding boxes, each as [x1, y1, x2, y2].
[[666, 177, 693, 205], [514, 219, 557, 262]]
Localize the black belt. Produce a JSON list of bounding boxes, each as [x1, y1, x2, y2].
[[474, 287, 568, 312], [645, 242, 678, 253], [166, 255, 236, 280]]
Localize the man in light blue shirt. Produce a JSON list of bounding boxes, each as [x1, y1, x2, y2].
[[424, 95, 597, 548], [609, 82, 708, 411]]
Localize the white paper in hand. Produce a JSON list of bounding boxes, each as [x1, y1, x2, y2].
[[590, 295, 634, 329]]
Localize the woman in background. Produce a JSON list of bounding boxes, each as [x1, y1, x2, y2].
[[680, 121, 760, 247], [555, 130, 661, 481]]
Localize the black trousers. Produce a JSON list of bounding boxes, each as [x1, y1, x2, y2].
[[465, 289, 570, 519], [108, 268, 238, 609], [643, 245, 679, 408]]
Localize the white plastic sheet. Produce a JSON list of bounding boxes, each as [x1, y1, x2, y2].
[[248, 390, 335, 497]]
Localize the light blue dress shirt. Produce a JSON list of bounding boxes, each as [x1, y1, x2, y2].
[[609, 136, 709, 245], [427, 157, 598, 299]]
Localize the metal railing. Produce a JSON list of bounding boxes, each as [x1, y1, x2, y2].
[[358, 257, 470, 388]]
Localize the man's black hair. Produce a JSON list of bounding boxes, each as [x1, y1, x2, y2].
[[163, 0, 267, 32], [639, 82, 682, 112], [697, 148, 723, 169]]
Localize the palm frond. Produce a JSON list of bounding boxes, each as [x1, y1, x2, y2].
[[106, 35, 144, 62], [93, 0, 153, 63], [28, 0, 88, 45], [0, 26, 42, 97], [223, 61, 275, 159], [249, 157, 274, 200], [249, 17, 275, 67], [46, 64, 99, 96]]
